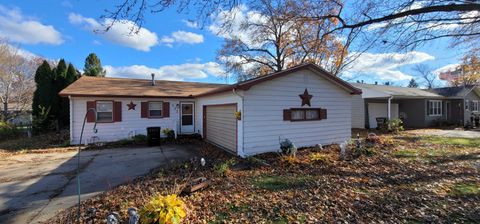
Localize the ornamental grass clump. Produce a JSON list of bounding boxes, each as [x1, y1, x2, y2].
[[140, 194, 186, 224]]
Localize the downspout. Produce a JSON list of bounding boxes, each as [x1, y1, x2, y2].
[[388, 96, 393, 120], [232, 88, 245, 157], [69, 95, 73, 144], [388, 96, 393, 130]]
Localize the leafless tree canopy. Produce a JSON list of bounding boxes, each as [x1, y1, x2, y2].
[[413, 64, 437, 89], [104, 0, 480, 49], [0, 40, 39, 119], [103, 0, 480, 81]]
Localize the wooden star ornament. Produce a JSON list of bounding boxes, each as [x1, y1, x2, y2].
[[299, 88, 313, 106], [127, 101, 137, 110]]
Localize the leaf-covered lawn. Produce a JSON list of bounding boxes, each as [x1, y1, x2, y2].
[[50, 133, 480, 223]]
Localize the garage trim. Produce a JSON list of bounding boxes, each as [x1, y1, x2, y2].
[[203, 103, 238, 153]]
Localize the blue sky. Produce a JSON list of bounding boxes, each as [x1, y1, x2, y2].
[[0, 0, 465, 86]]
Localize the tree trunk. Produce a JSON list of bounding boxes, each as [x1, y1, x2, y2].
[[2, 102, 7, 121]]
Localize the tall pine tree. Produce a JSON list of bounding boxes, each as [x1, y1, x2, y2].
[[32, 60, 79, 132], [52, 59, 68, 128], [32, 60, 54, 131], [84, 53, 105, 77]]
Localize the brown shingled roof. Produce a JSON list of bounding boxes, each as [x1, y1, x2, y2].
[[59, 76, 228, 98]]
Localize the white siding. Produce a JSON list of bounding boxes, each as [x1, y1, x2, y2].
[[70, 97, 180, 144], [242, 70, 352, 155], [351, 94, 365, 129], [195, 92, 244, 156]]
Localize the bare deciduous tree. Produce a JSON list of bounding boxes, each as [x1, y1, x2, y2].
[[103, 0, 480, 51], [0, 40, 38, 120], [413, 64, 437, 89]]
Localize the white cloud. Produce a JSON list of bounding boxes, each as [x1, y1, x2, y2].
[[182, 20, 199, 28], [160, 31, 204, 47], [343, 51, 435, 81], [104, 62, 225, 80], [0, 5, 63, 45], [68, 13, 158, 51], [433, 63, 460, 75]]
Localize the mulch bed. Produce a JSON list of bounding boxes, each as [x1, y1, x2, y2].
[[48, 136, 479, 223]]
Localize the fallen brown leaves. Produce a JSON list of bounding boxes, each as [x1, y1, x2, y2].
[[49, 135, 479, 223]]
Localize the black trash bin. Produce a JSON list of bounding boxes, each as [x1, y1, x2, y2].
[[146, 127, 161, 146]]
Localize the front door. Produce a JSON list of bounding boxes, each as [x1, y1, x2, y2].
[[180, 102, 194, 133]]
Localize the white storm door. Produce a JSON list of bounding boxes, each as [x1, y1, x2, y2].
[[180, 102, 194, 133]]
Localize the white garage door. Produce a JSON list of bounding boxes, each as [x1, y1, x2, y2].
[[205, 104, 237, 153], [368, 103, 399, 128]]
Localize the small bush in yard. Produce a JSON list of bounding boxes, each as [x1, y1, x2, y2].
[[214, 159, 236, 176], [140, 194, 186, 224], [388, 118, 404, 133], [0, 121, 22, 141], [162, 128, 175, 139], [279, 138, 297, 157], [133, 134, 147, 144]]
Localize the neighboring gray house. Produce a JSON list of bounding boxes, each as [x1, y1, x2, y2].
[[351, 83, 480, 129]]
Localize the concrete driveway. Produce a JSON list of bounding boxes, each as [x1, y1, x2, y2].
[[0, 144, 199, 223], [406, 128, 480, 138]]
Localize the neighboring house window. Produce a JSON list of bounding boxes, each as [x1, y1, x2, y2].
[[465, 100, 469, 111], [96, 101, 113, 122], [289, 108, 324, 121], [428, 100, 442, 116], [149, 101, 163, 117], [473, 100, 479, 112]]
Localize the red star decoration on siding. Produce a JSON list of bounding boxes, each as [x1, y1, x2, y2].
[[127, 101, 137, 110], [299, 88, 313, 106]]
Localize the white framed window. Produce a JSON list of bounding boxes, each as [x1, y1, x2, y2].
[[472, 100, 479, 112], [96, 101, 113, 122], [290, 109, 321, 121], [428, 100, 442, 116], [148, 101, 163, 117], [465, 100, 470, 111]]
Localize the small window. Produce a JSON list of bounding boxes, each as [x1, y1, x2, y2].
[[291, 109, 321, 121], [428, 100, 442, 116], [472, 100, 479, 112], [149, 102, 163, 117], [465, 100, 469, 111], [96, 101, 113, 122]]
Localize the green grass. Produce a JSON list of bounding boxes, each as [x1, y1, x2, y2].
[[392, 149, 419, 159], [449, 182, 480, 196], [419, 136, 480, 148], [253, 175, 311, 191]]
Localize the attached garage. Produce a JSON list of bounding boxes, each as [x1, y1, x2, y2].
[[203, 104, 237, 153]]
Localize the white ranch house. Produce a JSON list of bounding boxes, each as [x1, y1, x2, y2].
[[60, 63, 362, 157]]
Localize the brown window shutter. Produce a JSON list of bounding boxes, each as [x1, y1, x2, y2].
[[163, 102, 170, 117], [141, 102, 148, 118], [113, 101, 122, 122], [86, 101, 96, 123], [320, 109, 327, 119], [283, 109, 291, 121]]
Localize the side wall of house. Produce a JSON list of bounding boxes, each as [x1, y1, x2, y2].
[[464, 90, 480, 125], [194, 92, 244, 156], [351, 94, 365, 129], [398, 99, 427, 128], [70, 97, 180, 144], [242, 70, 352, 156]]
